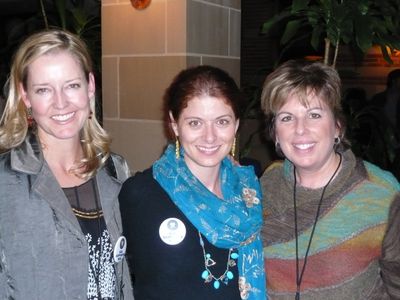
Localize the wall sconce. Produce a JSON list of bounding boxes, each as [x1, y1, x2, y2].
[[131, 0, 151, 10]]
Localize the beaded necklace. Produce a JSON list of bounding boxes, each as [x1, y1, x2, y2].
[[198, 231, 239, 289], [293, 153, 342, 299]]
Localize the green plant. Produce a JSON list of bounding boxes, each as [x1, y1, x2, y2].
[[262, 0, 400, 67], [238, 71, 266, 161], [343, 98, 400, 179]]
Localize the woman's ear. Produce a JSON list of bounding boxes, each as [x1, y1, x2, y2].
[[335, 120, 342, 138], [88, 72, 96, 99], [235, 119, 240, 134], [169, 111, 179, 137], [19, 83, 30, 108]]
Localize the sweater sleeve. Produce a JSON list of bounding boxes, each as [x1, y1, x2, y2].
[[380, 194, 400, 299]]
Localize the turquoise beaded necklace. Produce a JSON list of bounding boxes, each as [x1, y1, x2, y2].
[[198, 231, 239, 289]]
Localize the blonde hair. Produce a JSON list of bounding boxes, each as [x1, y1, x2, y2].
[[0, 29, 110, 179]]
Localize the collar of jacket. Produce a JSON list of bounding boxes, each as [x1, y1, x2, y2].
[[10, 132, 119, 179], [10, 132, 43, 175], [8, 132, 123, 241]]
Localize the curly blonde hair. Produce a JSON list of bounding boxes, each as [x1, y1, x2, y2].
[[0, 29, 110, 179]]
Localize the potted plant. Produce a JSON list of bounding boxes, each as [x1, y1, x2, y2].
[[262, 0, 400, 67]]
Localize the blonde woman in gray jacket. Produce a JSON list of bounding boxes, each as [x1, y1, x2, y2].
[[0, 29, 134, 300]]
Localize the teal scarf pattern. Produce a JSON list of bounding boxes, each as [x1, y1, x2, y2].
[[153, 144, 267, 300]]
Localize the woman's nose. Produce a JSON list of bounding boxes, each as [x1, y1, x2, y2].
[[204, 124, 216, 143], [295, 118, 306, 135], [53, 91, 67, 109]]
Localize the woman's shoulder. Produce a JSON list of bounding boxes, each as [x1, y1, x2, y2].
[[122, 167, 154, 188], [260, 160, 284, 184], [362, 160, 400, 192], [0, 149, 15, 177], [108, 152, 131, 181], [0, 149, 11, 164], [262, 160, 284, 174], [119, 167, 167, 213], [119, 167, 158, 201], [109, 152, 127, 165]]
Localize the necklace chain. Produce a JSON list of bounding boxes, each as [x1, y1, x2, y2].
[[293, 153, 342, 300], [198, 231, 238, 289]]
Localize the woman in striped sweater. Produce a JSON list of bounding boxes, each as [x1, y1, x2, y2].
[[260, 60, 400, 299]]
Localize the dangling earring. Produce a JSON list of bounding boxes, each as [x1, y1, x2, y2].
[[175, 138, 180, 159], [89, 110, 93, 120], [275, 140, 283, 156], [27, 107, 34, 127], [231, 137, 236, 158]]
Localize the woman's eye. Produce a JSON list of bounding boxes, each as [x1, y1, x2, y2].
[[68, 83, 81, 89], [188, 120, 201, 127], [35, 88, 49, 94], [217, 119, 230, 126], [280, 115, 292, 122], [309, 112, 321, 119]]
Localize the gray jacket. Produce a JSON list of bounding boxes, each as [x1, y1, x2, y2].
[[0, 134, 134, 300]]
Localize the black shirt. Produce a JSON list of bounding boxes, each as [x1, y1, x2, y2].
[[64, 179, 116, 300], [119, 168, 241, 300]]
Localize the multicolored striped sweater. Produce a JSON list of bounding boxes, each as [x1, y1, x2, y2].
[[261, 149, 400, 299]]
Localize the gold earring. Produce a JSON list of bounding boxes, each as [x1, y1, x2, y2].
[[27, 107, 34, 127], [175, 138, 180, 159], [230, 137, 236, 158]]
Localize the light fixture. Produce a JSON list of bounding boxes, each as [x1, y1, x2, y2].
[[131, 0, 151, 10]]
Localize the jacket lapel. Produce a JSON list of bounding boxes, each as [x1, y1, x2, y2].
[[11, 133, 83, 237], [96, 169, 122, 244], [10, 133, 124, 242], [32, 163, 83, 234]]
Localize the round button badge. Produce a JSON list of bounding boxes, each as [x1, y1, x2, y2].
[[113, 236, 127, 263], [159, 218, 186, 245]]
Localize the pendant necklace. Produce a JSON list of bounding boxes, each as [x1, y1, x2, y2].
[[198, 231, 239, 289], [293, 153, 342, 300]]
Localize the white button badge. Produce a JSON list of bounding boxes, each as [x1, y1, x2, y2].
[[159, 218, 186, 245], [113, 236, 127, 263]]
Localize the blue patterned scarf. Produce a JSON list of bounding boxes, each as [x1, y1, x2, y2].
[[153, 144, 267, 300]]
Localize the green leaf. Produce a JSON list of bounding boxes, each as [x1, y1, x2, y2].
[[380, 45, 393, 65], [54, 0, 67, 29], [277, 32, 310, 64], [261, 10, 292, 34], [307, 7, 323, 27], [330, 0, 346, 23], [281, 20, 302, 45], [311, 26, 323, 50], [354, 14, 372, 52], [376, 33, 400, 50], [340, 19, 354, 44], [291, 0, 310, 13], [383, 16, 396, 32]]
